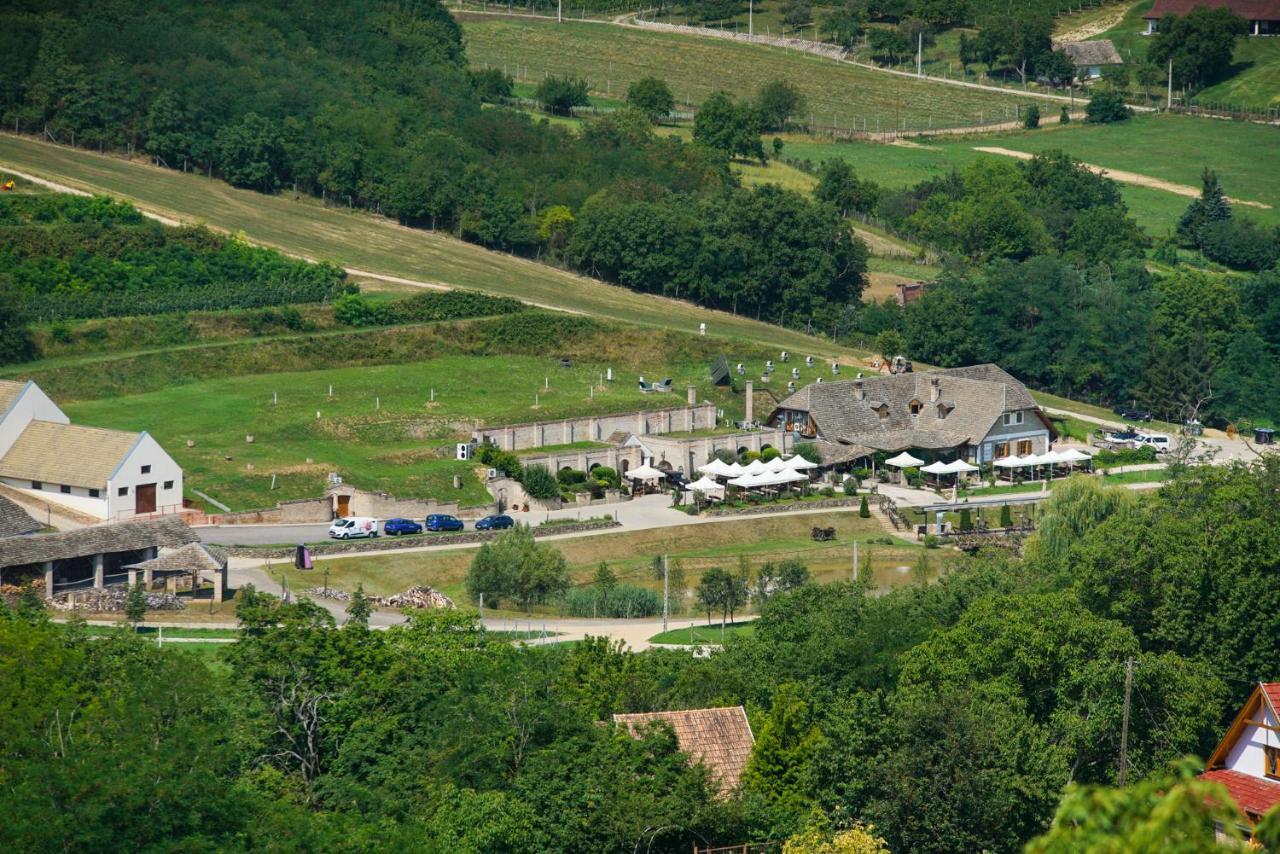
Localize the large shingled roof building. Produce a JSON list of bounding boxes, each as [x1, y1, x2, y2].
[[766, 364, 1054, 467]]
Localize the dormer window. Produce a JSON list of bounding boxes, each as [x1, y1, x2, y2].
[[876, 405, 889, 420], [1267, 746, 1280, 780], [1003, 412, 1025, 426], [909, 399, 922, 415], [937, 404, 948, 420]]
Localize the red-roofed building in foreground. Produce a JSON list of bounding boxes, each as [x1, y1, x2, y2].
[[1199, 682, 1280, 829], [1144, 0, 1280, 35]]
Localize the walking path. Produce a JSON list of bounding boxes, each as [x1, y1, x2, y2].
[[975, 147, 1272, 208]]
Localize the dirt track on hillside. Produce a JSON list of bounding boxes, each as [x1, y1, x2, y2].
[[1054, 2, 1138, 43], [974, 147, 1272, 209]]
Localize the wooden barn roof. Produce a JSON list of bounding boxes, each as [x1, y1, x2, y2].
[[613, 706, 754, 792]]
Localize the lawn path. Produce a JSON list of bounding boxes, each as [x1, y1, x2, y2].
[[1054, 2, 1141, 42], [974, 146, 1272, 208]]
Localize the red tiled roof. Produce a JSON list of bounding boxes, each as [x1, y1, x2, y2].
[[1145, 0, 1280, 19], [1262, 683, 1280, 714], [1200, 769, 1280, 818], [613, 706, 754, 792]]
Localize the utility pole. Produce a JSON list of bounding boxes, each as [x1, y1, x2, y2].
[[749, 0, 753, 37], [557, 0, 562, 24], [1167, 58, 1173, 110], [662, 554, 669, 632], [917, 32, 923, 77], [1119, 656, 1134, 786], [479, 592, 485, 629], [852, 540, 859, 584]]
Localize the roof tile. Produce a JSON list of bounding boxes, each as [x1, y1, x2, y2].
[[1200, 769, 1280, 818], [0, 421, 142, 488], [614, 706, 754, 793]]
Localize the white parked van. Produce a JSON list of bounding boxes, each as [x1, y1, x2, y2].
[[1135, 434, 1171, 454], [328, 517, 380, 539]]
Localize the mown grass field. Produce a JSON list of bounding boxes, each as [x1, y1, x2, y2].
[[460, 15, 1040, 132], [649, 621, 756, 645], [60, 342, 845, 511], [0, 133, 846, 356], [263, 513, 930, 616], [783, 113, 1280, 234]]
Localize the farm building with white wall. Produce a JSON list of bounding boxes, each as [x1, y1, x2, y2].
[[0, 380, 183, 521]]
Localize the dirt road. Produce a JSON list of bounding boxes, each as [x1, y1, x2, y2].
[[974, 146, 1272, 209], [1054, 2, 1138, 43]]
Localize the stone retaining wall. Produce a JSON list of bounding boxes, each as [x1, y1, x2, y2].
[[226, 518, 621, 558]]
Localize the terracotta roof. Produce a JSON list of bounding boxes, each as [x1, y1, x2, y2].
[[1263, 683, 1280, 714], [1201, 769, 1280, 818], [1146, 0, 1280, 17], [0, 380, 28, 417], [0, 421, 142, 489], [0, 517, 197, 569], [613, 706, 754, 792], [0, 494, 40, 539], [124, 542, 226, 573], [1056, 40, 1124, 66], [768, 364, 1038, 453]]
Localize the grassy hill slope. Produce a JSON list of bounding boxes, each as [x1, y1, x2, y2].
[[0, 134, 847, 356], [460, 15, 1038, 132]]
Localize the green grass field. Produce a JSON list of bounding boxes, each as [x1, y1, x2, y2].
[[61, 344, 848, 510], [649, 620, 756, 645], [783, 113, 1280, 234], [0, 133, 846, 356], [460, 15, 1043, 132], [264, 513, 926, 616]]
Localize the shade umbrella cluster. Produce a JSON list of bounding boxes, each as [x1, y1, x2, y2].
[[992, 448, 1093, 481]]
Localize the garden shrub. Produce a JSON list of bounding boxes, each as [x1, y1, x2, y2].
[[476, 443, 521, 478], [557, 468, 587, 486], [520, 464, 560, 500], [820, 486, 835, 497], [999, 504, 1013, 528], [1095, 445, 1157, 467], [761, 447, 781, 461], [843, 478, 858, 496], [959, 508, 972, 531], [563, 584, 661, 618], [859, 495, 870, 518], [742, 450, 762, 463], [590, 466, 620, 489]]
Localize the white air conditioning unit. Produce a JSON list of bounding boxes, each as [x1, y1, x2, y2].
[[456, 443, 471, 461], [488, 468, 498, 480]]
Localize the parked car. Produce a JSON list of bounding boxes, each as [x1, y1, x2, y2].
[[1112, 405, 1154, 422], [1103, 429, 1142, 447], [474, 514, 514, 531], [329, 517, 379, 539], [425, 514, 465, 532], [383, 517, 423, 536], [1134, 434, 1171, 454]]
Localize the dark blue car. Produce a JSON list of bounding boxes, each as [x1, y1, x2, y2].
[[475, 514, 514, 531], [383, 518, 423, 536], [425, 514, 464, 532]]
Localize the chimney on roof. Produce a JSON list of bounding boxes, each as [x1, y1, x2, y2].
[[930, 377, 940, 402], [854, 379, 865, 401]]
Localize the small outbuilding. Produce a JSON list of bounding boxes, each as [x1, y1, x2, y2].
[[613, 706, 755, 795], [1055, 40, 1124, 80]]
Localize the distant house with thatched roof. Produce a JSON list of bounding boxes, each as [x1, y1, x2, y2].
[[1055, 40, 1124, 80]]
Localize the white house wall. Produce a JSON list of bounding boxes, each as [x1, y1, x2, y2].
[[0, 383, 69, 459], [1226, 702, 1280, 778], [0, 478, 108, 519], [105, 433, 184, 520]]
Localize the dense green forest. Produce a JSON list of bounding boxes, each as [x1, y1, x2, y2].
[[0, 0, 864, 328], [6, 463, 1280, 851]]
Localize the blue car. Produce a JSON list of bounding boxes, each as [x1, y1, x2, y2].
[[383, 518, 423, 536], [425, 514, 465, 532], [475, 514, 514, 531]]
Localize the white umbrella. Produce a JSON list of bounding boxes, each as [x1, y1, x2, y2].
[[1021, 453, 1048, 466], [993, 456, 1025, 468], [727, 472, 763, 488], [687, 475, 724, 493], [943, 459, 978, 474], [1056, 448, 1092, 463], [724, 461, 745, 476], [1038, 450, 1066, 465], [698, 458, 735, 478], [920, 461, 952, 474], [886, 452, 924, 468], [627, 464, 666, 480], [784, 454, 819, 470], [744, 459, 770, 475], [770, 469, 809, 484]]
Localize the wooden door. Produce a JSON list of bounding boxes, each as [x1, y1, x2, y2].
[[135, 483, 157, 514], [336, 495, 351, 517]]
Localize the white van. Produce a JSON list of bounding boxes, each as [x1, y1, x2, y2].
[[1135, 434, 1171, 454], [328, 517, 380, 539]]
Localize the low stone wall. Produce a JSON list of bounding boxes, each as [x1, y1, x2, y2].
[[226, 518, 621, 558], [208, 497, 332, 525], [701, 497, 861, 518]]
